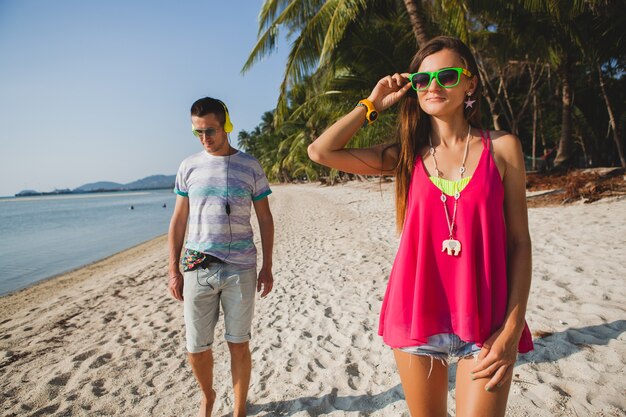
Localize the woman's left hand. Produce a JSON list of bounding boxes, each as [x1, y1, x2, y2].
[[471, 326, 521, 391]]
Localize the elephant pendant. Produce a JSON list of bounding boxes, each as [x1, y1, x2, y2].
[[442, 239, 461, 256]]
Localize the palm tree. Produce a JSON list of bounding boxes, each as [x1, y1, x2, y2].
[[475, 0, 609, 168], [242, 0, 439, 122], [577, 1, 626, 167], [241, 2, 419, 182], [402, 0, 430, 46]]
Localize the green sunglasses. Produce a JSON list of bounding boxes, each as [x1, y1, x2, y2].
[[408, 67, 473, 91]]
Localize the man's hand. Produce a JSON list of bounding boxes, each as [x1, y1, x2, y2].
[[256, 267, 273, 298], [168, 271, 184, 301]]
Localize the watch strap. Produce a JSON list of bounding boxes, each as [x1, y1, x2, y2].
[[357, 99, 378, 125]]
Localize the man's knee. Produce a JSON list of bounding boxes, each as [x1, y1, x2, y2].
[[188, 349, 213, 363], [227, 341, 250, 358]]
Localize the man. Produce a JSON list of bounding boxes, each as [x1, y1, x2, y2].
[[168, 97, 274, 417]]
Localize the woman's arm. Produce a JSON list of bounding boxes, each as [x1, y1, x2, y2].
[[471, 132, 532, 391], [498, 132, 532, 337], [307, 73, 412, 174]]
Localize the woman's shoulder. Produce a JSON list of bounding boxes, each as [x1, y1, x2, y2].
[[488, 130, 523, 160]]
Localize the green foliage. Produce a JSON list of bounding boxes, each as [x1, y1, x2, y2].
[[241, 0, 626, 181]]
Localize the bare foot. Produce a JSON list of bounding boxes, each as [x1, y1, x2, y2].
[[197, 390, 216, 417]]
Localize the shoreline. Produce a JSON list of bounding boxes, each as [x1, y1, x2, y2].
[[0, 234, 168, 318], [0, 234, 169, 300]]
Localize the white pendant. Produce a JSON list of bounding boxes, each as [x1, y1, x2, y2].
[[442, 239, 461, 256]]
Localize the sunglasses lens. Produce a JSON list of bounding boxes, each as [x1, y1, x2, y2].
[[437, 69, 459, 87], [193, 128, 217, 137], [412, 73, 432, 90]]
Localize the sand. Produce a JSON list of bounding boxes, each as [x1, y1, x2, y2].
[[1, 181, 625, 417]]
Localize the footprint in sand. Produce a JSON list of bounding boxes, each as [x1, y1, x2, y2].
[[314, 358, 327, 370], [102, 312, 117, 324], [29, 403, 60, 417], [91, 379, 107, 397], [346, 363, 360, 377], [89, 353, 112, 369], [72, 349, 97, 362], [48, 372, 71, 387]]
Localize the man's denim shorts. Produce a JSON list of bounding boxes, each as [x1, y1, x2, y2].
[[183, 262, 257, 353], [399, 333, 482, 363]]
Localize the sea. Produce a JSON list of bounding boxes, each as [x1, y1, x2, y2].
[[0, 190, 176, 296]]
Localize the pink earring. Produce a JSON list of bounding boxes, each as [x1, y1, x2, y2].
[[464, 92, 476, 109]]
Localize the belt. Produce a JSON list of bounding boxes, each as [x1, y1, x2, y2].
[[199, 254, 225, 269]]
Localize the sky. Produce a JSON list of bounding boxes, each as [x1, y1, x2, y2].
[[0, 0, 290, 197]]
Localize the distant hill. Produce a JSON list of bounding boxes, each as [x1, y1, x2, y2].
[[15, 189, 41, 197], [74, 181, 124, 192], [125, 175, 175, 190], [16, 174, 175, 197]]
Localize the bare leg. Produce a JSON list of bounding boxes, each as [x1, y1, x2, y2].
[[188, 350, 217, 417], [393, 349, 449, 417], [228, 341, 251, 417], [455, 356, 512, 417]]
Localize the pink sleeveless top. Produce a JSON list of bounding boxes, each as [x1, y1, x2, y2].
[[378, 130, 533, 353]]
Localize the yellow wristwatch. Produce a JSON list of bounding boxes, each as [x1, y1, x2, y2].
[[357, 99, 378, 125]]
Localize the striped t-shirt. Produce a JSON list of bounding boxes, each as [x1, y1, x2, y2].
[[174, 150, 272, 267]]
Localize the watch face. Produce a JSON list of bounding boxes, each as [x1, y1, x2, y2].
[[370, 111, 378, 121]]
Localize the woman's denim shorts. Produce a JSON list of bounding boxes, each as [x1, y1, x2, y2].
[[399, 333, 481, 363]]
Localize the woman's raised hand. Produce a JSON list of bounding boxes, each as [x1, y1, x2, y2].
[[367, 73, 413, 112]]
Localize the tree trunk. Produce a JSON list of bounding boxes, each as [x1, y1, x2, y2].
[[532, 91, 537, 171], [554, 58, 573, 168], [402, 0, 429, 48], [475, 57, 502, 130], [597, 63, 626, 167]]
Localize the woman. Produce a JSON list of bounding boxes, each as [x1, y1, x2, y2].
[[308, 36, 533, 417]]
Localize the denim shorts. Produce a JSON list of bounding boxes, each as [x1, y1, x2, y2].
[[183, 262, 257, 353], [399, 333, 481, 363]]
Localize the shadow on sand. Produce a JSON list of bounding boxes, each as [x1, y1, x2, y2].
[[221, 385, 404, 417], [220, 320, 624, 416], [519, 319, 625, 365]]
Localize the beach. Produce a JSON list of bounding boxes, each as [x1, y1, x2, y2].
[[1, 181, 625, 417]]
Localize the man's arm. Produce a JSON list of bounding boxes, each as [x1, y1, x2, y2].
[[168, 195, 189, 301], [253, 196, 274, 297]]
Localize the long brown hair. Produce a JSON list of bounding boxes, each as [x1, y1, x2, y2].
[[394, 36, 483, 233]]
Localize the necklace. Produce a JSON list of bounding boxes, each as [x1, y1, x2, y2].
[[429, 125, 471, 256]]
